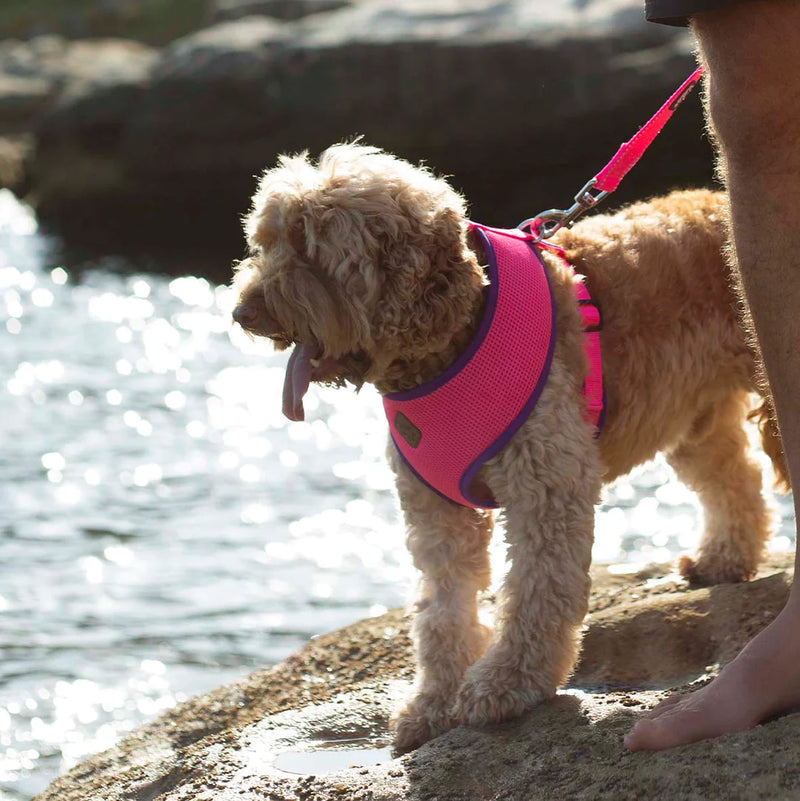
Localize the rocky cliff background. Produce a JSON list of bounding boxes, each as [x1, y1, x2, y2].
[[0, 0, 709, 281]]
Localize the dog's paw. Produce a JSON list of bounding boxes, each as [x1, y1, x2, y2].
[[392, 697, 457, 754], [679, 552, 756, 586], [452, 667, 549, 728]]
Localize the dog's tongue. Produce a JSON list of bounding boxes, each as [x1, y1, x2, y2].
[[283, 342, 316, 421]]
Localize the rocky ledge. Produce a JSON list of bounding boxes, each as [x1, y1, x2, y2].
[[35, 554, 800, 801], [0, 0, 712, 273], [0, 36, 157, 196]]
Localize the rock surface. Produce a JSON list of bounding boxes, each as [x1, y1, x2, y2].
[[211, 0, 354, 23], [22, 0, 711, 275], [0, 36, 158, 129], [35, 555, 800, 801], [0, 1, 209, 45], [0, 36, 158, 193]]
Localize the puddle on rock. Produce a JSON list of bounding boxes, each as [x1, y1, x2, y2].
[[273, 738, 393, 775], [234, 684, 405, 781]]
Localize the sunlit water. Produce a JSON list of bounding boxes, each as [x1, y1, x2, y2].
[[0, 190, 794, 800]]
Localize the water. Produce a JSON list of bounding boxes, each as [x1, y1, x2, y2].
[[0, 190, 794, 799], [272, 742, 394, 775]]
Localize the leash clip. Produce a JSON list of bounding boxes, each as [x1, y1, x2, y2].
[[518, 178, 609, 243], [519, 66, 704, 243]]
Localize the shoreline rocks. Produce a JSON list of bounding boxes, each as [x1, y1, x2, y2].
[[35, 555, 800, 801], [0, 2, 210, 46], [0, 36, 158, 197], [211, 0, 354, 23], [2, 0, 713, 277]]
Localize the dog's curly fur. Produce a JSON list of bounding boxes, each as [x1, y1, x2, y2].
[[232, 143, 787, 753]]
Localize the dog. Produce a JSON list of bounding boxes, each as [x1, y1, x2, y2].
[[231, 142, 787, 753]]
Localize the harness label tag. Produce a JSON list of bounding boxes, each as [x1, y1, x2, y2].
[[394, 412, 422, 448]]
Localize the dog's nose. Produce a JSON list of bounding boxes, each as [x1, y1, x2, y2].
[[232, 303, 258, 328]]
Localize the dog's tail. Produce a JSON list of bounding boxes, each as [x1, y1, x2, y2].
[[749, 396, 791, 491]]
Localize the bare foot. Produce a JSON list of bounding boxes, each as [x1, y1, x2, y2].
[[624, 601, 800, 751]]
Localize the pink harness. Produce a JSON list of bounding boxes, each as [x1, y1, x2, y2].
[[383, 227, 602, 508], [382, 66, 703, 509], [384, 227, 603, 508]]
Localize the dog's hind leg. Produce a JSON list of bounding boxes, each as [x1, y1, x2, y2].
[[388, 444, 494, 752], [452, 363, 601, 728], [667, 390, 772, 586]]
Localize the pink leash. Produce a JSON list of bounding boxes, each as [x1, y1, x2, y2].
[[517, 64, 704, 430], [518, 65, 704, 242], [595, 66, 704, 192]]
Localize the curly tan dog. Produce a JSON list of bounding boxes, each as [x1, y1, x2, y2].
[[231, 143, 786, 753]]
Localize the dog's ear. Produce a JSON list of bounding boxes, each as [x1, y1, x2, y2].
[[372, 203, 484, 360], [244, 152, 317, 254], [425, 205, 484, 330]]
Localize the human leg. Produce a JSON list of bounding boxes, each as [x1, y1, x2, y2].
[[626, 0, 800, 751]]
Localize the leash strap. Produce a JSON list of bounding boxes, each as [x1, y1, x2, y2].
[[518, 65, 704, 241], [594, 66, 704, 193]]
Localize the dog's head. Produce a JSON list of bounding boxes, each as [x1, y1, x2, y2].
[[232, 143, 483, 420]]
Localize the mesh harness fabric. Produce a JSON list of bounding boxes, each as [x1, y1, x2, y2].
[[383, 223, 604, 509]]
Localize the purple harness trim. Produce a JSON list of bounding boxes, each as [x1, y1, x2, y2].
[[384, 227, 558, 508]]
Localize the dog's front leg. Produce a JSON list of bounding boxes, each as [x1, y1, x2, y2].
[[388, 445, 494, 753], [453, 406, 600, 729]]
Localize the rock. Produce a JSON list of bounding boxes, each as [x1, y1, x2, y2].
[[0, 135, 32, 191], [27, 0, 710, 275], [0, 36, 158, 193], [212, 0, 354, 23], [0, 36, 158, 111], [0, 74, 52, 134], [35, 555, 800, 801], [0, 1, 208, 44]]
